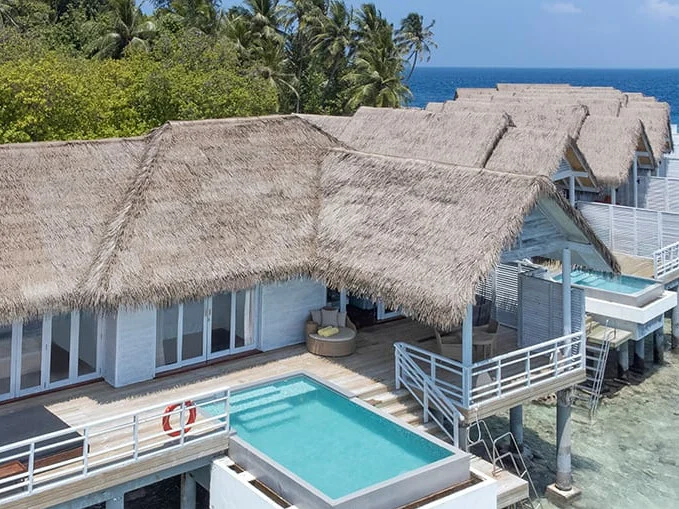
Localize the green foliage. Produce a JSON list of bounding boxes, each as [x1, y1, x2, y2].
[[0, 0, 436, 143]]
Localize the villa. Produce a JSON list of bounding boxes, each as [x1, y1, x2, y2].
[[0, 84, 677, 509]]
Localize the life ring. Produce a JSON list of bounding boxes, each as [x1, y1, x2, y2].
[[162, 401, 197, 437]]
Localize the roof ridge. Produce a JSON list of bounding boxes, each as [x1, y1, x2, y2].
[[79, 124, 171, 307]]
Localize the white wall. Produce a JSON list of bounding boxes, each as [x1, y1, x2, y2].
[[211, 458, 286, 509], [109, 306, 157, 387], [102, 313, 118, 385], [260, 278, 327, 351]]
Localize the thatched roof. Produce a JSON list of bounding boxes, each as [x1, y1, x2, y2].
[[425, 102, 445, 113], [0, 137, 146, 322], [441, 100, 588, 139], [315, 149, 617, 327], [91, 116, 339, 310], [619, 104, 672, 159], [454, 87, 495, 99], [576, 116, 654, 187], [295, 114, 352, 141], [0, 114, 619, 328], [338, 107, 512, 167], [485, 128, 594, 185]]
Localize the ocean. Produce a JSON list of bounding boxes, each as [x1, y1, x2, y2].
[[408, 67, 679, 123]]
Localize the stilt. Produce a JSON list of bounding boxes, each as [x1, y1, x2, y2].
[[546, 388, 581, 506], [509, 405, 524, 452], [633, 337, 645, 372], [617, 344, 629, 378], [672, 304, 679, 349], [106, 495, 124, 509], [457, 423, 469, 452], [181, 473, 197, 509], [653, 329, 665, 364]]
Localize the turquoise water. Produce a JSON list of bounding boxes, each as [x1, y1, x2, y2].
[[556, 270, 654, 294], [206, 375, 452, 500]]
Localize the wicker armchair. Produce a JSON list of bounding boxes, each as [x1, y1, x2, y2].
[[306, 312, 357, 357]]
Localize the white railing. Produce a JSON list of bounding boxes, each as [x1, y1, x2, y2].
[[0, 387, 231, 505], [394, 343, 462, 447], [653, 241, 679, 279], [469, 332, 585, 406], [394, 332, 586, 415]]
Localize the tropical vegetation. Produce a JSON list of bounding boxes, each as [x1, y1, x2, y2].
[[0, 0, 436, 143]]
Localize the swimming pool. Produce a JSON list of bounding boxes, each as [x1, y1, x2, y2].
[[204, 373, 469, 509], [556, 270, 663, 307]]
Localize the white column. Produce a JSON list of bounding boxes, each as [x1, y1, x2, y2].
[[562, 248, 572, 335], [633, 157, 639, 208], [461, 303, 473, 408], [339, 289, 348, 313], [611, 187, 617, 205], [569, 175, 575, 206]]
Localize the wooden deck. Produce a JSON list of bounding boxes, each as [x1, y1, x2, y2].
[[0, 319, 530, 508]]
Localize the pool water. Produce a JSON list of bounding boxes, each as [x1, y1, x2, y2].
[[204, 375, 453, 500], [557, 270, 653, 294]]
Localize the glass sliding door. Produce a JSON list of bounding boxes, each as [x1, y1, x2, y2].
[[210, 293, 232, 356], [181, 300, 205, 364], [19, 319, 43, 393], [156, 305, 179, 370], [78, 311, 98, 377], [0, 324, 12, 400], [50, 313, 72, 384]]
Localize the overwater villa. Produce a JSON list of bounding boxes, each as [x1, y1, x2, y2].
[[0, 111, 626, 509]]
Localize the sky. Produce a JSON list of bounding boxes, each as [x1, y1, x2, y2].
[[220, 0, 679, 68]]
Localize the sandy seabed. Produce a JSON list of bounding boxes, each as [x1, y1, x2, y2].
[[482, 348, 679, 508]]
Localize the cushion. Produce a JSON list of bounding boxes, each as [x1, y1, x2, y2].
[[321, 308, 339, 327], [311, 309, 322, 324], [487, 319, 499, 334], [317, 326, 340, 337], [337, 312, 347, 328]]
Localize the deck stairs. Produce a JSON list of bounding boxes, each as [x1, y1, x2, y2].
[[354, 381, 532, 509], [578, 317, 616, 417]]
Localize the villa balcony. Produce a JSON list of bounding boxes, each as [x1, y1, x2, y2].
[[395, 330, 587, 422]]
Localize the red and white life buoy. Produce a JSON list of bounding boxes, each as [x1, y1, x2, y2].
[[162, 400, 197, 437]]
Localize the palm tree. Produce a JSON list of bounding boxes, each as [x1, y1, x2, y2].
[[168, 0, 219, 35], [345, 28, 412, 109], [353, 2, 388, 47], [395, 13, 436, 80], [92, 0, 157, 59], [0, 0, 18, 28], [242, 0, 284, 45], [311, 0, 352, 71], [252, 39, 299, 111]]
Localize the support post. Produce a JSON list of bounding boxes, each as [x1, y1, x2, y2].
[[633, 157, 639, 208], [180, 473, 197, 509], [457, 422, 469, 452], [672, 303, 679, 349], [611, 187, 616, 205], [106, 495, 125, 509], [461, 303, 473, 408], [562, 248, 572, 336], [633, 336, 646, 373], [509, 405, 524, 452], [569, 174, 575, 206], [617, 345, 629, 379], [653, 328, 665, 364], [339, 289, 347, 313]]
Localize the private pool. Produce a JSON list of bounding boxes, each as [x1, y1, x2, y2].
[[556, 270, 663, 307], [203, 373, 469, 509]]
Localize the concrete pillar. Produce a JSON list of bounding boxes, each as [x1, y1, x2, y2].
[[611, 187, 617, 205], [181, 473, 197, 509], [339, 289, 348, 313], [569, 175, 575, 206], [653, 329, 665, 364], [555, 388, 574, 491], [672, 304, 679, 349], [633, 337, 645, 372], [617, 344, 629, 378], [633, 157, 639, 208], [461, 303, 473, 408], [509, 405, 524, 452], [106, 495, 124, 509], [457, 423, 469, 452]]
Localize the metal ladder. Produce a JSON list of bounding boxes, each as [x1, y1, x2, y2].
[[467, 418, 543, 509], [577, 320, 612, 418]]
